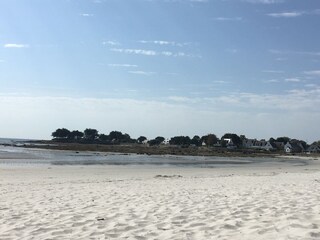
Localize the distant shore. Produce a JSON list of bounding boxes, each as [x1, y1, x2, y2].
[[7, 140, 319, 158]]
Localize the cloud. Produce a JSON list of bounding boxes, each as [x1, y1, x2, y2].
[[111, 48, 157, 56], [269, 49, 320, 56], [80, 13, 94, 17], [0, 59, 5, 63], [0, 92, 319, 141], [103, 41, 120, 46], [304, 70, 320, 77], [212, 80, 228, 84], [214, 17, 243, 21], [262, 70, 284, 73], [128, 71, 156, 76], [267, 11, 303, 18], [284, 78, 301, 82], [139, 40, 191, 47], [4, 44, 29, 48], [305, 84, 318, 88], [264, 79, 280, 83], [110, 48, 196, 57], [108, 64, 138, 68], [244, 0, 284, 4]]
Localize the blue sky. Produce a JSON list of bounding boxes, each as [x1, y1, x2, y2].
[[0, 0, 319, 142]]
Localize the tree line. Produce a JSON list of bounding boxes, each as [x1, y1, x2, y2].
[[51, 128, 316, 148]]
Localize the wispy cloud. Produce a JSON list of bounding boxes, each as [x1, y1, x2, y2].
[[244, 0, 284, 4], [214, 17, 243, 21], [128, 71, 156, 76], [103, 41, 120, 46], [304, 70, 320, 77], [190, 0, 208, 2], [139, 40, 191, 47], [263, 70, 284, 73], [264, 79, 280, 83], [80, 13, 94, 17], [212, 80, 229, 84], [0, 59, 5, 63], [4, 43, 29, 48], [285, 78, 301, 82], [269, 49, 320, 56], [110, 48, 196, 57], [108, 64, 138, 68], [111, 48, 157, 56], [267, 9, 320, 18], [305, 84, 318, 88], [267, 11, 303, 18]]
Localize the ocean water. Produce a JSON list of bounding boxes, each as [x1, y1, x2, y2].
[[0, 145, 308, 167], [0, 138, 33, 145]]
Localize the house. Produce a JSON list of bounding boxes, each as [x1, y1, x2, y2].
[[242, 139, 274, 151], [161, 138, 170, 145], [284, 141, 305, 153], [242, 139, 255, 148], [307, 144, 320, 153], [222, 138, 236, 149], [273, 142, 285, 150]]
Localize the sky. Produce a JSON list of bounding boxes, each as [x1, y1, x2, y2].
[[0, 0, 319, 142]]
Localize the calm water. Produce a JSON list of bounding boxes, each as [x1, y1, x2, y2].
[[0, 145, 308, 168]]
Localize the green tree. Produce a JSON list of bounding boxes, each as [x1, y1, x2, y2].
[[221, 133, 241, 147], [276, 137, 290, 144], [84, 128, 99, 141], [137, 136, 147, 143], [99, 134, 109, 142], [169, 136, 191, 146], [155, 136, 165, 143], [191, 135, 201, 146], [68, 130, 84, 141], [109, 131, 123, 141], [52, 128, 70, 139], [201, 134, 218, 146]]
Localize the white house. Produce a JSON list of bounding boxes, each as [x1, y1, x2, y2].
[[242, 139, 274, 151], [284, 142, 304, 153], [161, 138, 170, 145], [307, 144, 320, 153]]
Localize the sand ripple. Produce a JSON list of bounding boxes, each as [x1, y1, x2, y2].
[[1, 168, 320, 239]]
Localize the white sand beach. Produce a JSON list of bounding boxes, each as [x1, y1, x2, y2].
[[1, 149, 320, 239]]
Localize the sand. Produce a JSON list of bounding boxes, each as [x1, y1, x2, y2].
[[1, 154, 320, 239]]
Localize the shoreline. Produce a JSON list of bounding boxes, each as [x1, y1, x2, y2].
[[5, 140, 319, 158]]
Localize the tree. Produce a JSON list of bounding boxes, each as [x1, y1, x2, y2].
[[221, 133, 241, 147], [99, 134, 109, 142], [52, 128, 70, 139], [148, 136, 165, 146], [109, 131, 123, 141], [276, 137, 290, 144], [137, 136, 147, 144], [269, 137, 276, 144], [84, 128, 99, 141], [169, 136, 191, 146], [191, 135, 201, 146], [155, 136, 165, 143], [201, 134, 218, 146], [68, 130, 84, 141]]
